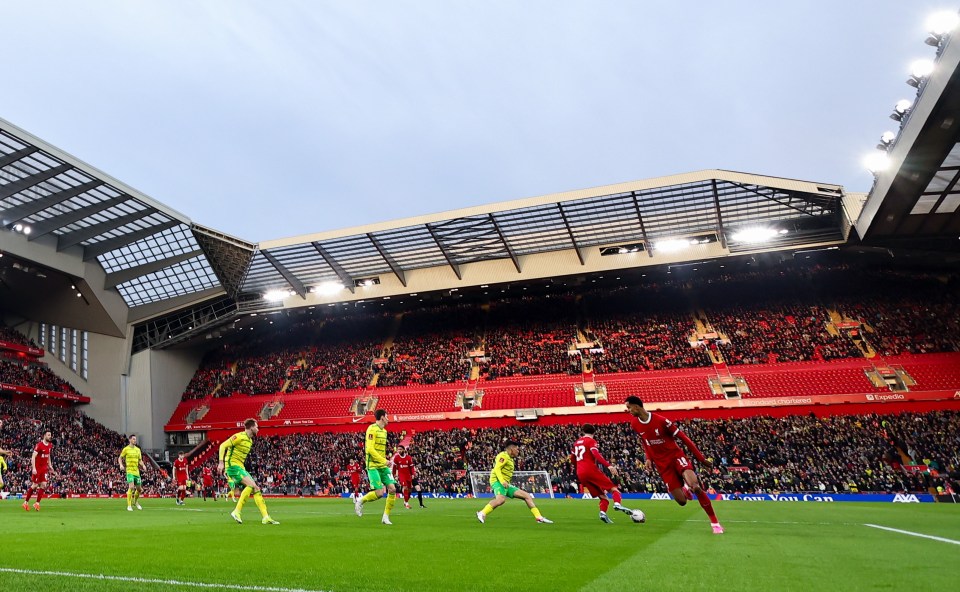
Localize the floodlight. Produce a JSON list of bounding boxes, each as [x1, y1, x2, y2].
[[927, 10, 959, 36], [263, 289, 288, 302], [313, 281, 345, 296], [911, 60, 934, 78], [863, 152, 890, 173], [880, 131, 896, 144], [730, 227, 778, 243], [22, 225, 31, 235], [13, 223, 22, 232], [654, 239, 690, 253]]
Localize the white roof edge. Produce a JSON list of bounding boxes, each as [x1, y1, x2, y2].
[[0, 116, 193, 224], [259, 169, 844, 250]]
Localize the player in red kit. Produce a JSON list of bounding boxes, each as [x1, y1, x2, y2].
[[391, 445, 416, 509], [173, 451, 189, 505], [24, 430, 54, 512], [570, 424, 632, 523], [347, 459, 363, 501], [202, 465, 215, 501], [625, 396, 723, 534]]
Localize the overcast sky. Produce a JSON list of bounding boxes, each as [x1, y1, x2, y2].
[[0, 1, 951, 242]]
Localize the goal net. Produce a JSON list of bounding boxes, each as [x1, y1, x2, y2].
[[469, 471, 555, 498]]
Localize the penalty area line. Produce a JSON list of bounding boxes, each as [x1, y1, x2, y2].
[[0, 567, 332, 592], [863, 524, 960, 546]]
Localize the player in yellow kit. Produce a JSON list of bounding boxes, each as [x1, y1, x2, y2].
[[0, 418, 9, 491], [477, 440, 553, 524], [119, 434, 146, 511], [218, 418, 278, 525], [354, 409, 398, 525]]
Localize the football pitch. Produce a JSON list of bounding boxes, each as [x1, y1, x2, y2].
[[1, 498, 958, 592]]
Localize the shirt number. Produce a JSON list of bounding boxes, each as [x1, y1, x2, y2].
[[574, 445, 586, 461]]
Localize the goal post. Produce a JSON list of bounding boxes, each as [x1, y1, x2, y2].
[[469, 471, 554, 498]]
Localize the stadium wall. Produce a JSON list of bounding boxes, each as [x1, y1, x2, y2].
[[126, 347, 203, 449]]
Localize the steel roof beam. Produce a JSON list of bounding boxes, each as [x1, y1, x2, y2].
[[28, 193, 125, 239], [103, 249, 204, 288], [630, 192, 654, 257], [556, 203, 586, 265], [711, 179, 728, 249], [726, 182, 824, 217], [82, 220, 180, 261], [261, 250, 307, 299], [2, 180, 103, 226], [312, 242, 356, 294], [367, 233, 407, 287], [57, 209, 154, 251], [0, 164, 72, 201], [487, 214, 519, 275], [0, 147, 39, 169], [425, 224, 462, 280]]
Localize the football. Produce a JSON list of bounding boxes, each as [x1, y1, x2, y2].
[[630, 509, 646, 523]]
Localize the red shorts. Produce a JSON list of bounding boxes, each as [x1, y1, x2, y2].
[[578, 468, 616, 497], [31, 471, 48, 484], [655, 455, 693, 491], [176, 476, 187, 486], [397, 476, 413, 488], [350, 475, 361, 487]]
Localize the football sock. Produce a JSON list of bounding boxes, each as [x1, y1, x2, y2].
[[384, 492, 396, 516], [126, 490, 132, 506], [253, 491, 269, 518], [599, 498, 610, 512], [361, 491, 379, 503], [417, 490, 424, 506], [25, 489, 33, 502], [481, 504, 494, 516], [133, 490, 141, 505], [612, 490, 622, 504], [237, 486, 253, 511], [403, 488, 410, 503], [696, 491, 719, 523], [36, 488, 45, 503], [530, 507, 543, 520]]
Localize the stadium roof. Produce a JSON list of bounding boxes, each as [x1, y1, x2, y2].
[[243, 170, 846, 298], [857, 32, 960, 253], [0, 117, 255, 308]]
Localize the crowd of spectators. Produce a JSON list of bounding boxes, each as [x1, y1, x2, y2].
[[405, 411, 960, 496], [0, 359, 81, 396], [376, 305, 481, 387], [707, 303, 861, 364], [0, 327, 39, 349], [175, 263, 960, 403], [0, 399, 162, 496]]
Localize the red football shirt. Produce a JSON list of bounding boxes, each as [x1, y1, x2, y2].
[[347, 461, 362, 476], [34, 441, 53, 471], [202, 467, 213, 486], [391, 453, 415, 479], [174, 458, 189, 479], [572, 436, 611, 473], [630, 413, 687, 467]]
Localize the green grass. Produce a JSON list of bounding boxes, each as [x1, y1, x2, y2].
[[1, 497, 958, 591]]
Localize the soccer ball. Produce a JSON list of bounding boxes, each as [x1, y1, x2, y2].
[[630, 509, 646, 523]]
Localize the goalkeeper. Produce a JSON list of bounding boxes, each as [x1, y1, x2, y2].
[[476, 440, 553, 524]]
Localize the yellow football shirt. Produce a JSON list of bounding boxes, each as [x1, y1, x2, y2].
[[120, 445, 142, 476], [364, 424, 388, 469], [220, 432, 254, 469], [489, 451, 515, 486]]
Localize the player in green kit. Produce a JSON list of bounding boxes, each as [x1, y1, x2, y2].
[[119, 434, 146, 511], [218, 418, 278, 525], [477, 440, 553, 524], [354, 409, 398, 525]]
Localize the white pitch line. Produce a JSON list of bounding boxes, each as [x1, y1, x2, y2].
[[0, 567, 332, 592], [864, 524, 960, 546]]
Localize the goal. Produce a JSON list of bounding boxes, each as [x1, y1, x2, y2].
[[469, 470, 555, 498]]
